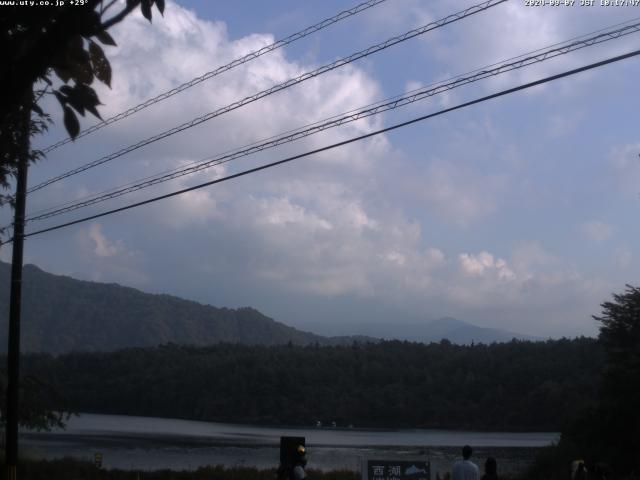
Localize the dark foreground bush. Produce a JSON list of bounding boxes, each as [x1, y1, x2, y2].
[[0, 458, 360, 480], [521, 444, 575, 480], [522, 442, 636, 480]]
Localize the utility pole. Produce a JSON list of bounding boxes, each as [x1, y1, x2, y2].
[[5, 92, 31, 480]]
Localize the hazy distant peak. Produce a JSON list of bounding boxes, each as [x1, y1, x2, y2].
[[429, 317, 467, 328], [353, 315, 538, 345]]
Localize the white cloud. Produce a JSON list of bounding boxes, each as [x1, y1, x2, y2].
[[13, 0, 631, 340], [610, 142, 640, 170], [441, 242, 610, 336], [609, 142, 640, 197], [582, 220, 614, 243], [547, 111, 584, 138], [257, 196, 332, 230], [67, 223, 149, 287], [410, 159, 508, 227], [615, 246, 632, 269], [87, 223, 123, 258], [459, 251, 515, 280], [403, 0, 640, 99], [510, 242, 561, 276], [405, 80, 423, 93]]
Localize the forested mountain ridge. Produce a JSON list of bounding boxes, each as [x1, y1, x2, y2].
[[0, 262, 372, 352], [0, 261, 538, 352]]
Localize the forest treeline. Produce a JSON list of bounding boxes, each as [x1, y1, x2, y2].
[[19, 337, 602, 431]]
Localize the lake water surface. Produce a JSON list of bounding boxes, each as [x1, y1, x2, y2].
[[22, 414, 558, 476]]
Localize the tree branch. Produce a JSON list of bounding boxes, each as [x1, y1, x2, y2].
[[100, 1, 140, 31], [100, 0, 119, 16]]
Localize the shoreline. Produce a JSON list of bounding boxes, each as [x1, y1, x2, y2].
[[57, 411, 563, 434], [22, 431, 556, 450], [29, 413, 558, 448], [21, 436, 545, 475], [19, 413, 555, 475]]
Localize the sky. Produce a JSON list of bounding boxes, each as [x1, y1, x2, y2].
[[3, 0, 639, 338]]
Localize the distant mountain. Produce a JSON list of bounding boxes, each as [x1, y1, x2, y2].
[[0, 262, 373, 353], [0, 262, 536, 353], [424, 317, 539, 343], [362, 316, 539, 344]]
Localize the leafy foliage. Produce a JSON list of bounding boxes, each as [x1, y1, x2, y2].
[[19, 338, 602, 431], [0, 0, 165, 212], [585, 285, 640, 472], [526, 285, 640, 478], [0, 369, 71, 431]]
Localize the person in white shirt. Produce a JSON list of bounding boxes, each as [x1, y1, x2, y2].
[[452, 445, 479, 480]]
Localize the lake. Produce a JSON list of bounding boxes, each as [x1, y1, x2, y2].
[[21, 413, 559, 476]]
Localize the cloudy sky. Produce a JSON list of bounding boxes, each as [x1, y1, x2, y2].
[[3, 0, 640, 338]]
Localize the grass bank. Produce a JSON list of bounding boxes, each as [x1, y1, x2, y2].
[[0, 458, 361, 480]]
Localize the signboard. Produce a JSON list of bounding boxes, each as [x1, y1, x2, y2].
[[365, 460, 430, 480], [278, 437, 305, 480], [279, 436, 305, 467]]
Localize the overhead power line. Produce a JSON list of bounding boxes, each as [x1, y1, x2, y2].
[[23, 19, 640, 224], [22, 16, 640, 224], [27, 0, 507, 195], [7, 47, 638, 245], [40, 0, 390, 154]]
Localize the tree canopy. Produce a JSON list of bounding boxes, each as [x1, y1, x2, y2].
[[0, 370, 70, 431], [0, 0, 166, 430], [19, 337, 603, 431], [0, 0, 165, 208], [592, 285, 640, 471], [539, 285, 640, 478]]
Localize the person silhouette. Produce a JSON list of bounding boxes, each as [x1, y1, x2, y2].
[[291, 445, 307, 480], [481, 457, 498, 480], [452, 445, 479, 480]]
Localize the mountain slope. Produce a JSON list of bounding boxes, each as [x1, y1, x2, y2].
[[420, 317, 539, 344], [0, 262, 536, 352], [0, 262, 348, 353], [346, 316, 538, 344]]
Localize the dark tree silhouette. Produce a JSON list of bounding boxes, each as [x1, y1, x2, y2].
[[534, 285, 640, 479], [0, 371, 71, 431], [592, 285, 640, 472], [0, 0, 165, 208], [0, 0, 166, 431], [18, 338, 603, 431]]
